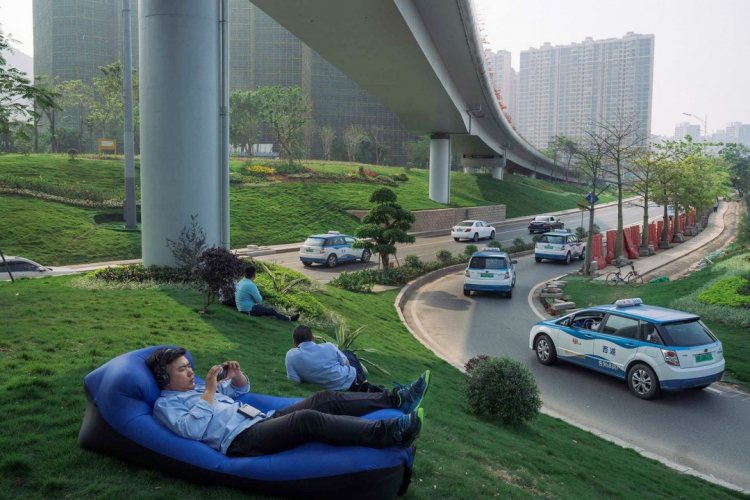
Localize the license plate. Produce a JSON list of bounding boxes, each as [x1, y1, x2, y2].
[[305, 248, 314, 253], [480, 273, 493, 278], [544, 245, 553, 249], [695, 353, 713, 363]]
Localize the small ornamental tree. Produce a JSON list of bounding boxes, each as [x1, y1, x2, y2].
[[194, 247, 244, 313], [353, 188, 416, 268], [166, 214, 207, 279]]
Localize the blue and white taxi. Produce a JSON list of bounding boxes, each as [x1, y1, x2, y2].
[[299, 231, 372, 268], [529, 298, 725, 399], [534, 230, 585, 265], [463, 248, 517, 298]]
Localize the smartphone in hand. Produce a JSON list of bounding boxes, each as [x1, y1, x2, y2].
[[216, 364, 230, 382]]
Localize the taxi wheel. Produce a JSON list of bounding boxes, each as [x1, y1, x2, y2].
[[627, 364, 660, 400], [361, 250, 372, 263], [534, 334, 557, 365], [579, 247, 586, 260], [463, 288, 471, 297], [506, 289, 513, 299], [326, 254, 338, 268], [490, 231, 495, 239], [454, 237, 460, 242], [473, 233, 479, 242], [535, 256, 542, 263], [302, 261, 312, 267], [564, 252, 571, 265]]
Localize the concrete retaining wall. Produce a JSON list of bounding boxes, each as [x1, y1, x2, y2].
[[346, 205, 506, 233]]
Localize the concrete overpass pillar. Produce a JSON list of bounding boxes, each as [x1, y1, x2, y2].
[[139, 0, 222, 265], [429, 133, 451, 204]]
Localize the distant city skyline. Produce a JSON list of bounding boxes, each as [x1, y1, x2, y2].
[[2, 0, 749, 138]]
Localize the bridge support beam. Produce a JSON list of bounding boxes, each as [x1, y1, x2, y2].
[[460, 155, 505, 180], [429, 134, 451, 204], [139, 0, 223, 265]]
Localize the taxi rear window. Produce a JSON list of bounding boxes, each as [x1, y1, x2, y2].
[[659, 320, 716, 347], [538, 235, 564, 244], [303, 237, 326, 247], [469, 256, 507, 270]]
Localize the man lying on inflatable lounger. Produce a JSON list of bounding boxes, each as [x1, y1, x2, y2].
[[146, 347, 430, 457]]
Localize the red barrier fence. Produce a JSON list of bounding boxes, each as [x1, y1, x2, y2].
[[623, 226, 639, 259], [605, 229, 616, 264], [592, 233, 606, 269], [678, 214, 685, 233], [657, 220, 664, 244], [648, 223, 658, 249]]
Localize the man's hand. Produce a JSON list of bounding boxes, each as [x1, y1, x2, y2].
[[223, 360, 248, 387], [201, 364, 224, 406]]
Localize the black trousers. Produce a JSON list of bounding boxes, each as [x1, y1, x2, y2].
[[342, 350, 386, 393], [226, 390, 399, 457], [241, 304, 289, 321]]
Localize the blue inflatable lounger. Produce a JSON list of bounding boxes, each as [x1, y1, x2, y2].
[[78, 346, 415, 499]]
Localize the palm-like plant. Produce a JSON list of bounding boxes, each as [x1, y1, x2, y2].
[[316, 321, 390, 375], [257, 261, 305, 295]]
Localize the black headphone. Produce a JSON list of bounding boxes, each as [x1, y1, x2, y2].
[[155, 348, 176, 388]]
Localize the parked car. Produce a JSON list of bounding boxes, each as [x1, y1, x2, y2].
[[463, 248, 517, 298], [528, 215, 564, 233], [534, 230, 585, 265], [529, 298, 725, 399], [299, 231, 372, 268], [0, 256, 75, 281], [451, 220, 496, 242]]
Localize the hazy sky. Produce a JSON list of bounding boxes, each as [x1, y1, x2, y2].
[[2, 0, 748, 137]]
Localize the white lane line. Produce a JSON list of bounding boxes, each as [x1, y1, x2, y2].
[[705, 386, 723, 394]]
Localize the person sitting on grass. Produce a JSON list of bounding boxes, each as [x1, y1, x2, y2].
[[146, 347, 430, 457], [286, 324, 386, 393], [236, 265, 299, 322]]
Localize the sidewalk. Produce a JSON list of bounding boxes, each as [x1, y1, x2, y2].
[[591, 200, 728, 282]]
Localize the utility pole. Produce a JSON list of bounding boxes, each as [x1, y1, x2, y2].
[[122, 0, 137, 229]]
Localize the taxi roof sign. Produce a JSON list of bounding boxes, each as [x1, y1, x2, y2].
[[327, 231, 341, 235], [614, 298, 643, 308]]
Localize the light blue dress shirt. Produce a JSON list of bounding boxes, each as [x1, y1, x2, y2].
[[153, 375, 274, 454], [236, 277, 263, 313], [285, 341, 356, 391]]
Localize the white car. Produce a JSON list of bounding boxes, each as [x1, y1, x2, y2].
[[534, 230, 585, 265], [0, 256, 76, 281], [299, 231, 372, 268], [529, 298, 725, 399], [451, 220, 496, 242], [463, 248, 517, 298]]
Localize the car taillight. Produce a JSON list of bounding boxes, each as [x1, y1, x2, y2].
[[504, 271, 510, 279], [318, 249, 325, 254], [661, 349, 680, 366], [560, 245, 567, 250], [464, 229, 471, 232], [465, 270, 470, 277]]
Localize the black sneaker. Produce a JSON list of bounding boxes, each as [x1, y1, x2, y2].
[[393, 408, 423, 447], [395, 370, 430, 413]]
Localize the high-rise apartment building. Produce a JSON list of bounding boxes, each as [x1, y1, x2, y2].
[[516, 32, 654, 149], [725, 122, 743, 141], [33, 0, 415, 164], [486, 50, 518, 120], [739, 124, 750, 147], [675, 122, 702, 142]]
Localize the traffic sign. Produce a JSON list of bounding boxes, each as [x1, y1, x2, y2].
[[577, 198, 589, 211], [586, 192, 599, 205]]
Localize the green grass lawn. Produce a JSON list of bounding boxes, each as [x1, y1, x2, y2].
[[561, 251, 750, 387], [2, 155, 615, 264], [0, 275, 744, 499]]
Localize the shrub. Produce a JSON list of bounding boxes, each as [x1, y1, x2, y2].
[[696, 275, 750, 307], [194, 247, 244, 313], [575, 226, 587, 239], [404, 254, 424, 268], [436, 249, 453, 264], [229, 172, 244, 184], [166, 214, 207, 279], [274, 162, 309, 175], [246, 165, 275, 175], [486, 240, 502, 249], [464, 355, 490, 373], [327, 270, 373, 293], [362, 169, 378, 178], [739, 211, 750, 244], [463, 356, 542, 424], [392, 173, 409, 182], [90, 264, 187, 284], [464, 245, 478, 258], [512, 237, 525, 248], [67, 148, 79, 160]]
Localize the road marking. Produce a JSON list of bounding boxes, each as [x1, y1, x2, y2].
[[705, 386, 723, 394]]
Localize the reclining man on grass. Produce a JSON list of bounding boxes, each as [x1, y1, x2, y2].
[[236, 265, 300, 322], [146, 347, 430, 457], [286, 325, 387, 393]]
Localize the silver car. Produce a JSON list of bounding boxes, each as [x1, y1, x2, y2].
[[0, 256, 75, 281]]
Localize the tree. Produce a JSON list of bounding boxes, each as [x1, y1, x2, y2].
[[353, 187, 416, 269], [317, 125, 335, 160], [370, 125, 387, 165], [32, 75, 61, 152], [629, 147, 663, 246], [572, 137, 609, 275], [57, 79, 95, 152], [229, 90, 260, 156], [547, 135, 577, 182], [720, 143, 750, 197], [255, 85, 312, 165], [343, 124, 367, 162], [0, 25, 58, 152], [88, 61, 139, 147], [405, 135, 430, 169], [195, 246, 244, 314]]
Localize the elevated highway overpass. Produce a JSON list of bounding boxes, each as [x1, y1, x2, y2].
[[138, 0, 563, 265]]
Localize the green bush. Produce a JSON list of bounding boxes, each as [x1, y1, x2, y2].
[[464, 245, 478, 258], [274, 162, 309, 175], [512, 237, 525, 248], [229, 172, 244, 184], [436, 249, 453, 264], [392, 173, 409, 182], [532, 234, 541, 243], [696, 275, 750, 307], [486, 240, 502, 249], [739, 211, 750, 244], [90, 264, 188, 283], [463, 356, 542, 424], [327, 270, 374, 293], [404, 254, 424, 268]]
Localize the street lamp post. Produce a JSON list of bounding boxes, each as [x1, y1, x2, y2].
[[682, 112, 707, 141]]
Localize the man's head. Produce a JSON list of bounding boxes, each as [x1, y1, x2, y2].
[[244, 265, 256, 280], [293, 324, 314, 347], [146, 347, 194, 391]]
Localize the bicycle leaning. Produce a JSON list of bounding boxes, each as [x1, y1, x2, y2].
[[605, 262, 643, 288]]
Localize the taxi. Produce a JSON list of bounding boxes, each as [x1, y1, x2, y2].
[[529, 298, 725, 399], [534, 230, 585, 265], [299, 231, 372, 268], [463, 247, 517, 298]]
